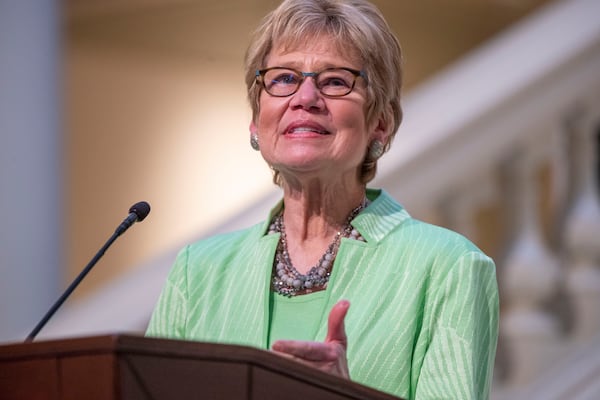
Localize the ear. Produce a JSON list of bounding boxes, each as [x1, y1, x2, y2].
[[369, 105, 393, 146], [249, 121, 259, 142]]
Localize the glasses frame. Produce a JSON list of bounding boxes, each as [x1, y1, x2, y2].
[[255, 67, 368, 98]]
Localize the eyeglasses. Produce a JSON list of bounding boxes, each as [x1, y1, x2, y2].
[[255, 67, 367, 97]]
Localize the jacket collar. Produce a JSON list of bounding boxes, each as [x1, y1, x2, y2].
[[352, 188, 411, 244], [259, 188, 410, 244]]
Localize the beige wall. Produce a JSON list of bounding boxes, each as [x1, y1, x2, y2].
[[66, 41, 273, 297]]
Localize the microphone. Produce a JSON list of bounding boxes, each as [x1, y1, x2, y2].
[[24, 201, 151, 343], [115, 201, 151, 236]]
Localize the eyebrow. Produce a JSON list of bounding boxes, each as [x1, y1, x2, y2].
[[267, 62, 357, 71]]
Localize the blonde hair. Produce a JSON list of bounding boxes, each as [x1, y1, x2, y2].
[[245, 0, 403, 184]]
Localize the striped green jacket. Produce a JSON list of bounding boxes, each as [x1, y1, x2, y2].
[[147, 189, 499, 399]]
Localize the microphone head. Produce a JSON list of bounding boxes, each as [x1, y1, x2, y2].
[[129, 201, 151, 222]]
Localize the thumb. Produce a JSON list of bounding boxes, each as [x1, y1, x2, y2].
[[325, 300, 350, 347]]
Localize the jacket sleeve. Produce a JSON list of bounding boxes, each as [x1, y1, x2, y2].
[[413, 251, 499, 400], [145, 246, 190, 339]]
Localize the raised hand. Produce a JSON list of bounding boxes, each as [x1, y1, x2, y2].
[[271, 300, 350, 379]]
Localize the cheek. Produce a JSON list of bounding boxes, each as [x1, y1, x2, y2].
[[257, 98, 286, 130], [335, 106, 369, 133], [257, 113, 275, 134]]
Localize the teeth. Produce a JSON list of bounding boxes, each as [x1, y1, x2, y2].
[[290, 127, 328, 134]]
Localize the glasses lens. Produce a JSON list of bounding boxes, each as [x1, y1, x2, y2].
[[260, 68, 360, 97], [263, 69, 301, 96], [317, 69, 356, 96]]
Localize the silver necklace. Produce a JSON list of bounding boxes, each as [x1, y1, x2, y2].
[[268, 199, 368, 297]]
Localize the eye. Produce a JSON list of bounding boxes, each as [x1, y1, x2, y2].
[[318, 70, 353, 90], [267, 70, 300, 87], [321, 77, 351, 87]]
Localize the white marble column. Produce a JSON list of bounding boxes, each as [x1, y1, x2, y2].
[[0, 1, 63, 342], [440, 171, 498, 242], [500, 143, 561, 386], [564, 107, 600, 342]]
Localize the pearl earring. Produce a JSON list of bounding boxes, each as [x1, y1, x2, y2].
[[368, 140, 384, 159], [250, 134, 260, 151]]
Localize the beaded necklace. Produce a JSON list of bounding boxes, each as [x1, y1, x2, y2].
[[268, 199, 368, 297]]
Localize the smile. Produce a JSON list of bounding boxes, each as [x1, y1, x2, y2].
[[289, 127, 329, 135], [285, 122, 331, 135]]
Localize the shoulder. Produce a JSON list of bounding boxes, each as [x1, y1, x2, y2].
[[366, 189, 489, 260], [399, 217, 486, 256], [400, 218, 495, 276], [366, 190, 495, 283], [182, 221, 267, 263], [163, 221, 270, 293]]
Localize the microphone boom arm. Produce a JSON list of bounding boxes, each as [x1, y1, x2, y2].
[[24, 201, 150, 343]]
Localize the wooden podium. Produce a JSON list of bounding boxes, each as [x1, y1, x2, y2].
[[0, 334, 401, 400]]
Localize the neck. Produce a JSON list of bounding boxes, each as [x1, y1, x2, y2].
[[280, 179, 367, 241], [270, 193, 368, 297]]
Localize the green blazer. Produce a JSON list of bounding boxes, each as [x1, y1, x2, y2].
[[147, 189, 499, 400]]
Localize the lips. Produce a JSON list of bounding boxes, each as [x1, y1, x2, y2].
[[285, 122, 330, 135]]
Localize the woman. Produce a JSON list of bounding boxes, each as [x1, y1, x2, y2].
[[147, 0, 499, 399]]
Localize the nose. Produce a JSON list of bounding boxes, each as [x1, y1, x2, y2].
[[289, 76, 324, 110]]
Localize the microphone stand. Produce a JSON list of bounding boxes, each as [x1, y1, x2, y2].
[[24, 203, 149, 343], [24, 230, 122, 343]]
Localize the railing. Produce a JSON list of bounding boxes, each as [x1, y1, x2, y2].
[[40, 0, 600, 397], [372, 0, 600, 397]]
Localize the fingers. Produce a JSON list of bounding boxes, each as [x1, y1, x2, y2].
[[271, 300, 350, 360], [270, 300, 351, 379], [325, 300, 350, 348], [272, 340, 337, 361], [271, 339, 349, 378]]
